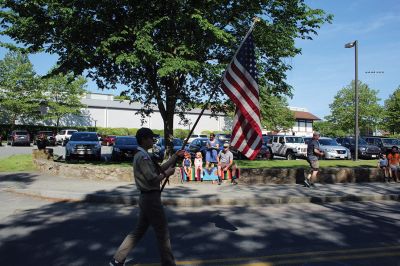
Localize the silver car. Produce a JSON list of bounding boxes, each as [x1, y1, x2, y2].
[[65, 132, 101, 161], [319, 137, 351, 160]]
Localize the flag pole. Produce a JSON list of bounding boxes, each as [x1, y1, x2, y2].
[[160, 17, 260, 192]]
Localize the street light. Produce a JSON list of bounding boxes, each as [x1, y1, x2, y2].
[[345, 40, 359, 160]]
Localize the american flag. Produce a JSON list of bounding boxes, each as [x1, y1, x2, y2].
[[221, 32, 262, 160]]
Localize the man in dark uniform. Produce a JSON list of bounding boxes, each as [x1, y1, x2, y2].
[[305, 132, 324, 188], [110, 128, 185, 266]]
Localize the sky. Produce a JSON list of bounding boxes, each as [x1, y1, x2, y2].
[[1, 0, 399, 120]]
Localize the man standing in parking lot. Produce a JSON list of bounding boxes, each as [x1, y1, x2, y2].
[[305, 132, 324, 188]]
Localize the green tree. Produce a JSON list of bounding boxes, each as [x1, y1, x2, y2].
[[0, 51, 41, 125], [327, 81, 383, 135], [383, 86, 400, 134], [0, 0, 332, 155], [41, 73, 87, 129], [260, 90, 295, 131], [313, 120, 346, 137]]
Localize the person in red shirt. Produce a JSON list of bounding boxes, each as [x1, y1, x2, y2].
[[387, 146, 399, 182]]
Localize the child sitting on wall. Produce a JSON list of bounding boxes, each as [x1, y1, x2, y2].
[[182, 152, 192, 178], [194, 152, 203, 181], [377, 153, 390, 182]]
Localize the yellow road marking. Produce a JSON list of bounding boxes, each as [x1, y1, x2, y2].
[[130, 245, 400, 266]]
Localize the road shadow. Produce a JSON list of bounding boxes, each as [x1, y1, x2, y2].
[[0, 182, 399, 266], [0, 172, 38, 186]]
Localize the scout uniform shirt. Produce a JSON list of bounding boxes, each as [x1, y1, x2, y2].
[[134, 146, 161, 192]]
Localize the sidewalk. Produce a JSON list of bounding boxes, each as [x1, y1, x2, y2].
[[0, 172, 399, 206]]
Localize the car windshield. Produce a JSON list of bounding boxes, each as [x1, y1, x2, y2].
[[70, 133, 98, 141], [116, 137, 137, 145], [159, 138, 183, 146], [199, 135, 207, 138], [349, 138, 368, 145], [382, 138, 400, 145], [319, 138, 339, 146], [285, 137, 304, 143], [217, 134, 231, 142], [39, 132, 53, 136], [15, 131, 28, 135]]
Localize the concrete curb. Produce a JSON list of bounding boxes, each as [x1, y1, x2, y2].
[[5, 188, 400, 207]]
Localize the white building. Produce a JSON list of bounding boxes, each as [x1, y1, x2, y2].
[[75, 93, 230, 134]]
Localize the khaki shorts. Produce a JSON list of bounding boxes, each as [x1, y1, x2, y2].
[[308, 160, 319, 170]]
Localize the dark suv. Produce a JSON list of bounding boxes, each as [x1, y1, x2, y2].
[[7, 130, 31, 146], [34, 131, 56, 146], [336, 137, 381, 159], [363, 136, 400, 155]]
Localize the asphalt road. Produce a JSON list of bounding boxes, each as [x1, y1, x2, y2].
[[0, 190, 399, 266]]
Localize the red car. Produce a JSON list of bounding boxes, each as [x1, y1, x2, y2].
[[102, 135, 116, 146]]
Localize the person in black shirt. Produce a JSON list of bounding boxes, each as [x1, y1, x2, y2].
[[305, 132, 324, 188]]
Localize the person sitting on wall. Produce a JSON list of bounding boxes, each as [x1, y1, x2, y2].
[[182, 152, 192, 178], [217, 143, 237, 185], [205, 133, 219, 170], [36, 132, 48, 150], [387, 146, 399, 182], [194, 152, 203, 181]]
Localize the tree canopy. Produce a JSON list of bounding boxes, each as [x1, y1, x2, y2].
[[41, 72, 87, 128], [326, 80, 383, 136], [259, 90, 295, 131], [383, 86, 400, 135], [0, 51, 41, 125], [0, 0, 332, 154]]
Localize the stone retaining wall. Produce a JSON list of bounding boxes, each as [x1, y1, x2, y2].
[[33, 156, 382, 184]]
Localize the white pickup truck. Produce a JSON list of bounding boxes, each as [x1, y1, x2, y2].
[[269, 135, 307, 160], [55, 129, 78, 146]]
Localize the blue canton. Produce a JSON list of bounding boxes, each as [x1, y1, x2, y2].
[[236, 33, 258, 82]]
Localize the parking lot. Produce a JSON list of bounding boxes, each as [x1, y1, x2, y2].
[[0, 143, 113, 161]]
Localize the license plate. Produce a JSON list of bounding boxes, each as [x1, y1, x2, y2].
[[340, 155, 345, 159], [371, 155, 377, 158]]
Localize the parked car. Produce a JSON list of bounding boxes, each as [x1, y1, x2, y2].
[[187, 134, 208, 144], [56, 129, 78, 146], [185, 137, 210, 158], [231, 135, 272, 160], [7, 130, 31, 146], [215, 133, 231, 146], [153, 137, 184, 158], [269, 135, 307, 160], [102, 135, 117, 146], [336, 136, 381, 159], [363, 136, 400, 155], [33, 131, 56, 146], [303, 137, 351, 160], [65, 132, 101, 161], [111, 136, 138, 161]]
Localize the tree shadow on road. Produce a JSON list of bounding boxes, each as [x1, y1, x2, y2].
[[0, 186, 399, 266]]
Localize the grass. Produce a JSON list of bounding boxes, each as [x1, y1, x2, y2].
[[235, 159, 377, 169], [0, 153, 378, 173], [0, 154, 36, 172]]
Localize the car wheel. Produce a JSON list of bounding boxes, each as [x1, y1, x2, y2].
[[286, 151, 295, 160], [65, 155, 70, 162]]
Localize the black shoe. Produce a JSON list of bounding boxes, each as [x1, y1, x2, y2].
[[310, 182, 316, 188], [304, 179, 311, 188], [218, 181, 222, 185], [109, 259, 124, 266], [231, 180, 238, 185]]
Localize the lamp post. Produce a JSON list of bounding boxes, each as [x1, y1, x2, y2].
[[345, 40, 358, 160]]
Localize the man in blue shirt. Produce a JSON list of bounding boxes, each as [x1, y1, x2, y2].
[[305, 132, 324, 188]]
